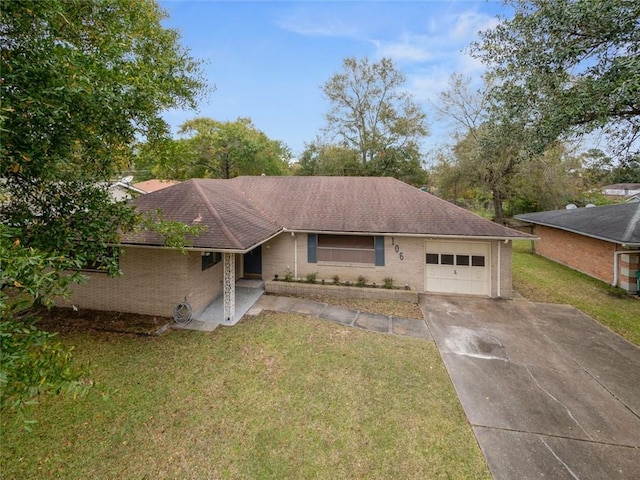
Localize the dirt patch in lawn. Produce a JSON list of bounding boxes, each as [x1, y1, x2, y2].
[[34, 307, 173, 336]]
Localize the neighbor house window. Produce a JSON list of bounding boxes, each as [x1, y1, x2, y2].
[[308, 234, 385, 266], [202, 252, 222, 271]]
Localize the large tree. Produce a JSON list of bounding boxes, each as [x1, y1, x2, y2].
[[472, 0, 640, 155], [321, 57, 429, 168], [145, 117, 290, 180], [436, 74, 581, 222], [436, 74, 527, 223], [1, 0, 205, 415]]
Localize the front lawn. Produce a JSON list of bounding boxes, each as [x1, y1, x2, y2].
[[1, 312, 490, 479], [512, 240, 640, 346]]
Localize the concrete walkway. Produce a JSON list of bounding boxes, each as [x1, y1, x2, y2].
[[421, 294, 640, 480], [249, 295, 432, 340], [174, 287, 431, 340]]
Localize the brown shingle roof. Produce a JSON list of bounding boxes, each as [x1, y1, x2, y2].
[[123, 176, 532, 250]]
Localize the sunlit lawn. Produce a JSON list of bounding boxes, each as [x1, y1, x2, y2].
[[512, 240, 640, 346], [1, 312, 490, 479]]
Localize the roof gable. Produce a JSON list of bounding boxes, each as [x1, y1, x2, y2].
[[122, 179, 282, 250], [124, 176, 533, 250], [515, 203, 640, 246]]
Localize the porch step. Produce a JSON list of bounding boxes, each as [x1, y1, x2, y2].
[[236, 279, 265, 289]]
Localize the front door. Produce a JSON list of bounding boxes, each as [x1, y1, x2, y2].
[[243, 245, 262, 278]]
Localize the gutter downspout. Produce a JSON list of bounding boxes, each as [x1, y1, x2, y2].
[[612, 250, 638, 287], [291, 232, 298, 279]]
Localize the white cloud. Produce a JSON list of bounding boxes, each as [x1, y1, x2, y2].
[[374, 38, 432, 62], [275, 9, 361, 38]]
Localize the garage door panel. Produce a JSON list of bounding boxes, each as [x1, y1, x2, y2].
[[425, 241, 490, 296]]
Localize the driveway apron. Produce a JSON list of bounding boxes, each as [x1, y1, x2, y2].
[[421, 294, 640, 480]]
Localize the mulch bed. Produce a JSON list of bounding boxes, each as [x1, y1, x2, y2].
[[33, 307, 174, 336]]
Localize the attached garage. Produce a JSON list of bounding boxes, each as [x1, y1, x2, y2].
[[425, 241, 490, 296]]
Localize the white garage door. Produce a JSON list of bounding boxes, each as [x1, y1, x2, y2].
[[425, 241, 490, 296]]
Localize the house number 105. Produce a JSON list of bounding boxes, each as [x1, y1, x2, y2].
[[391, 237, 404, 261]]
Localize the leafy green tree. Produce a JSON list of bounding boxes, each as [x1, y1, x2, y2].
[[436, 74, 530, 223], [297, 141, 364, 177], [611, 155, 640, 184], [579, 149, 615, 189], [1, 0, 205, 415], [148, 117, 290, 179], [510, 143, 583, 214], [472, 0, 640, 155], [437, 74, 584, 220], [321, 57, 429, 169]]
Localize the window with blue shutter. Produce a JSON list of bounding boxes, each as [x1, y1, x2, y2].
[[375, 236, 385, 266], [307, 233, 317, 263]]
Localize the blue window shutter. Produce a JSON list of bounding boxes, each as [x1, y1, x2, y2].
[[308, 233, 317, 263], [375, 236, 385, 266]]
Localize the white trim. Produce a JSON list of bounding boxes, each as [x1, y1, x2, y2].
[[283, 228, 532, 242]]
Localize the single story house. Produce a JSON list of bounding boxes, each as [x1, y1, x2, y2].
[[601, 183, 640, 199], [133, 179, 181, 193], [65, 176, 534, 321], [515, 203, 640, 293]]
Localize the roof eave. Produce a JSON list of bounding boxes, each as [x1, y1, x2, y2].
[[113, 228, 286, 254], [283, 228, 536, 241], [515, 218, 636, 246]]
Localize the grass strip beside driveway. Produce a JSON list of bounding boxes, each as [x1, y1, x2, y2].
[[1, 312, 490, 479]]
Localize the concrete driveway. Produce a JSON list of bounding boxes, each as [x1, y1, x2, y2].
[[421, 295, 640, 480]]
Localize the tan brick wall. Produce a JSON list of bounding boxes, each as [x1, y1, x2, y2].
[[186, 252, 224, 315], [63, 247, 222, 317], [262, 233, 424, 290], [534, 225, 616, 284], [265, 280, 418, 303], [262, 233, 511, 298], [494, 241, 513, 298]]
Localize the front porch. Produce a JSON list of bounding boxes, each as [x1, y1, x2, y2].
[[174, 279, 264, 332]]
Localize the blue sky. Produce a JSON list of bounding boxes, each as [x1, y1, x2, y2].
[[159, 0, 511, 161]]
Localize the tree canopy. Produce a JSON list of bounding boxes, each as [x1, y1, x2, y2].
[[142, 117, 290, 180], [0, 0, 205, 416], [322, 57, 429, 167], [1, 0, 205, 265], [472, 0, 640, 155], [435, 74, 583, 222]]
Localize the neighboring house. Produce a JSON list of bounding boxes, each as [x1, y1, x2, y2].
[[108, 176, 146, 201], [601, 183, 640, 199], [515, 203, 640, 294], [133, 179, 180, 193], [65, 176, 534, 321]]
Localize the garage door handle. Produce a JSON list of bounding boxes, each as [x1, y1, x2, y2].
[[454, 269, 457, 275]]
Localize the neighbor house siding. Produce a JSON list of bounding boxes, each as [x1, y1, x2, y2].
[[533, 225, 616, 284], [63, 248, 222, 317]]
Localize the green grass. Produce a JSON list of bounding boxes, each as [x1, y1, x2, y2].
[[512, 240, 640, 346], [1, 313, 490, 479]]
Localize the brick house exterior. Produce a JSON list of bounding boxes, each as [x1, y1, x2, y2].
[[516, 203, 640, 294], [64, 177, 533, 320]]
